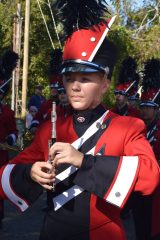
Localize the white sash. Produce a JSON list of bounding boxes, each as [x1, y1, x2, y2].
[[53, 110, 109, 211], [55, 110, 108, 184]]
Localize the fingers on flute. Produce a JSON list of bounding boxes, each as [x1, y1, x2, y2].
[[42, 184, 55, 191]]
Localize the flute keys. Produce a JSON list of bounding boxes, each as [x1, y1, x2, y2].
[[51, 185, 55, 192]]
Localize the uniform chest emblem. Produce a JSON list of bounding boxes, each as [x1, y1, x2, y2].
[[77, 116, 85, 123]]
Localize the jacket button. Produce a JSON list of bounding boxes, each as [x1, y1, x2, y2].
[[81, 52, 87, 57], [90, 37, 96, 42], [96, 122, 101, 129], [115, 192, 121, 197]]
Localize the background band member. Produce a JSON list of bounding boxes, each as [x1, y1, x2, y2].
[[0, 2, 159, 240], [30, 49, 70, 134], [112, 56, 140, 117], [0, 49, 18, 228], [138, 58, 160, 240]]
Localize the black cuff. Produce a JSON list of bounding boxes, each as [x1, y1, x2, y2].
[[74, 154, 120, 198], [11, 164, 43, 205]]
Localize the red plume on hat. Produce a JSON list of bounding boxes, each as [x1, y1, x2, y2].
[[49, 48, 63, 88], [54, 0, 117, 79], [115, 57, 139, 96], [140, 59, 160, 107]]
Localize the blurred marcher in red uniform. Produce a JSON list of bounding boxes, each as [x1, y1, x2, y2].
[[135, 59, 160, 240], [57, 77, 71, 117], [128, 92, 140, 110], [30, 49, 71, 134], [112, 57, 141, 117], [0, 50, 18, 228]]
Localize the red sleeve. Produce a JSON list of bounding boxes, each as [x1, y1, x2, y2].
[[123, 118, 160, 195], [74, 117, 160, 209], [6, 108, 18, 137], [10, 128, 45, 164], [0, 126, 46, 204], [32, 100, 51, 124]]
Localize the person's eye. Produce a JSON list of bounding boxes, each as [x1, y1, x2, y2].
[[65, 77, 74, 82], [81, 78, 90, 83]]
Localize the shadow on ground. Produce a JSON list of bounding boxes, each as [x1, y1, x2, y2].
[[0, 192, 46, 240]]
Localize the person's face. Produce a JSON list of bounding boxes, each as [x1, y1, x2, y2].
[[128, 99, 138, 108], [140, 106, 157, 122], [59, 92, 68, 104], [35, 88, 42, 95], [115, 93, 127, 106], [63, 72, 110, 111], [30, 109, 37, 117], [50, 87, 58, 97]]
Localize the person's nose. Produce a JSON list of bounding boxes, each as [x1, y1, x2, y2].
[[72, 80, 81, 91]]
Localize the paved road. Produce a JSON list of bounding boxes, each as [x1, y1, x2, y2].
[[0, 193, 46, 240]]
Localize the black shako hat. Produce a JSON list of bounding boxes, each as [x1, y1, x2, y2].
[[0, 50, 18, 95], [114, 57, 139, 96], [49, 48, 63, 88], [140, 58, 160, 108], [54, 0, 117, 80]]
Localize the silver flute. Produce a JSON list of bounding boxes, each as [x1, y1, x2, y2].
[[48, 101, 57, 192]]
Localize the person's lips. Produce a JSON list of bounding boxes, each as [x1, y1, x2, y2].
[[71, 95, 83, 100]]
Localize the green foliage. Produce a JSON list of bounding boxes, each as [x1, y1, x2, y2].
[[0, 1, 15, 52], [103, 25, 136, 107], [103, 83, 116, 108], [27, 0, 61, 96], [132, 25, 160, 64]]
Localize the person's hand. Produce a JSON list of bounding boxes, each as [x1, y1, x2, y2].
[[49, 142, 84, 168], [30, 161, 56, 190]]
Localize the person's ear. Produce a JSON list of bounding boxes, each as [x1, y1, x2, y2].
[[102, 79, 110, 94]]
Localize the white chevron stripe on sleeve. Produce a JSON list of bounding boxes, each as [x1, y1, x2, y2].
[[1, 164, 29, 212], [106, 156, 139, 208]]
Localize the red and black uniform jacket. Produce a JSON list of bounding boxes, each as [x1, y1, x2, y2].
[[147, 118, 160, 163], [0, 105, 159, 240], [0, 104, 18, 165], [111, 104, 141, 118], [147, 118, 160, 238]]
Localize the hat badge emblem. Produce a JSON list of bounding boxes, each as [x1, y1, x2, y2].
[[77, 116, 85, 123]]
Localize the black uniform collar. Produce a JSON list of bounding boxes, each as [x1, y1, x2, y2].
[[73, 104, 106, 137]]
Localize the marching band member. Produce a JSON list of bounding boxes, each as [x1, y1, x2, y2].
[[30, 49, 70, 134], [140, 59, 160, 163], [112, 57, 141, 117], [138, 58, 160, 240], [0, 50, 18, 228], [0, 1, 159, 240]]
